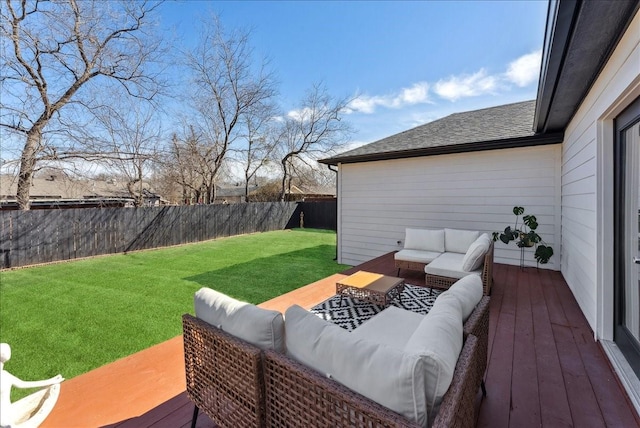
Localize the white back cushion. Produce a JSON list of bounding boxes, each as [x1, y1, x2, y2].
[[444, 228, 480, 253], [440, 275, 483, 321], [285, 305, 429, 427], [194, 287, 285, 352], [405, 293, 464, 426], [461, 233, 491, 272], [405, 228, 445, 253]]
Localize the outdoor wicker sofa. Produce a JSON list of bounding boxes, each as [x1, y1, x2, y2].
[[395, 228, 494, 295], [183, 278, 490, 428], [263, 334, 482, 428], [265, 293, 490, 428]]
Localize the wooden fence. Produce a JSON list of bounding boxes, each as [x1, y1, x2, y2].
[[298, 199, 337, 230], [0, 202, 303, 269]]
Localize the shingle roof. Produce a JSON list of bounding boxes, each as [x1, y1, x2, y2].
[[0, 174, 155, 200], [215, 184, 259, 198], [320, 100, 562, 165]]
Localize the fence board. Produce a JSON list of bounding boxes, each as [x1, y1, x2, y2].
[[0, 201, 337, 269], [0, 202, 323, 268], [299, 200, 337, 230]]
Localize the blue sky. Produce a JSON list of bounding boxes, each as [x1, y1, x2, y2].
[[160, 1, 548, 149]]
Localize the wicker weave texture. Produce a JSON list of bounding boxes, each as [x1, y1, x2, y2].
[[432, 335, 482, 428], [482, 242, 494, 295], [336, 281, 405, 307], [264, 350, 419, 428], [395, 259, 427, 273], [182, 314, 265, 428], [264, 333, 484, 427], [462, 296, 490, 391]]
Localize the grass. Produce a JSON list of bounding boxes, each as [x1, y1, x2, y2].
[[0, 228, 348, 400]]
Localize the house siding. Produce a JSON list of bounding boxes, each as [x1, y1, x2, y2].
[[561, 11, 640, 337], [337, 145, 562, 270]]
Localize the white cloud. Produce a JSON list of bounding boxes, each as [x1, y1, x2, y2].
[[304, 50, 542, 120], [505, 50, 542, 87], [286, 107, 313, 121], [433, 69, 498, 102], [347, 95, 387, 114], [346, 82, 431, 114], [398, 82, 430, 105]]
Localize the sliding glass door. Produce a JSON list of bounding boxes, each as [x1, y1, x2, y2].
[[614, 97, 640, 377]]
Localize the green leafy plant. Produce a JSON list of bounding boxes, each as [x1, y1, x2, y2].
[[492, 206, 554, 264]]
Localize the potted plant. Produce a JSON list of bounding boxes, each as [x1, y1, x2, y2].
[[492, 206, 554, 265]]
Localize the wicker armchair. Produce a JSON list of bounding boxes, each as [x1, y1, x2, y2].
[[182, 314, 265, 428], [264, 334, 482, 428], [426, 241, 494, 296]]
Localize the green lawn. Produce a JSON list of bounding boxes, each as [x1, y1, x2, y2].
[[0, 228, 348, 399]]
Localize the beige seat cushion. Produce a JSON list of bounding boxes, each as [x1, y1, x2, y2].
[[194, 287, 285, 352], [394, 249, 442, 264], [285, 304, 429, 427], [351, 306, 425, 349], [425, 252, 481, 279]]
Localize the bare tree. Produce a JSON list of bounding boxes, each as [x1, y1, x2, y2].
[[289, 157, 337, 189], [238, 103, 278, 202], [276, 84, 352, 201], [1, 0, 164, 209], [92, 100, 162, 207], [184, 16, 277, 204], [167, 127, 208, 204]]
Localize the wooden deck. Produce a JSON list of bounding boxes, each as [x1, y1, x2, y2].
[[42, 253, 639, 428]]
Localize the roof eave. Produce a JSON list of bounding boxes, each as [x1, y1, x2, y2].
[[534, 0, 640, 133], [319, 133, 564, 166]]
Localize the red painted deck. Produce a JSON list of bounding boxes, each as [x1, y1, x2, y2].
[[42, 253, 639, 428]]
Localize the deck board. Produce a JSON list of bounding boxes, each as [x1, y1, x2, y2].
[[41, 252, 639, 428], [510, 269, 541, 427], [530, 269, 572, 427], [476, 263, 517, 428]]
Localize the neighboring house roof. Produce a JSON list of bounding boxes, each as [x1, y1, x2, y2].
[[0, 174, 161, 201], [293, 184, 335, 197], [215, 184, 259, 198], [535, 0, 639, 133], [320, 100, 562, 165]]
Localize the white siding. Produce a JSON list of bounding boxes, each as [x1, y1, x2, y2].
[[561, 11, 640, 336], [337, 145, 562, 270]]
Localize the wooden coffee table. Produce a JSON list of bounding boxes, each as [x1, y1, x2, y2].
[[336, 271, 405, 307]]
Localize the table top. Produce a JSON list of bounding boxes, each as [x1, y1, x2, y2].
[[337, 271, 404, 293]]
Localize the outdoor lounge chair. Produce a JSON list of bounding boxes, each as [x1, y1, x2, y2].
[[183, 279, 489, 428]]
